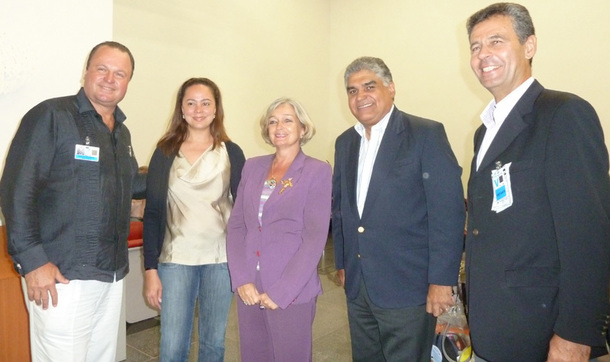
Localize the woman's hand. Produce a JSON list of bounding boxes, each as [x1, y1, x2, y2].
[[144, 269, 162, 310], [259, 293, 279, 310], [237, 283, 261, 306]]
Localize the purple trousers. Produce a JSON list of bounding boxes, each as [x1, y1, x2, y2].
[[236, 295, 316, 362]]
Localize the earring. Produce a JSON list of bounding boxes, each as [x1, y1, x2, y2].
[[182, 114, 185, 119]]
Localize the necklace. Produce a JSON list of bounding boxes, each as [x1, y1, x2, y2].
[[265, 176, 277, 189]]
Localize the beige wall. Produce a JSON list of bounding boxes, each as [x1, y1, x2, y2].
[[1, 1, 609, 194], [329, 0, 610, 187], [115, 0, 610, 190], [114, 0, 332, 165]]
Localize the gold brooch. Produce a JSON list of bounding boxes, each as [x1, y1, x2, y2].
[[279, 178, 293, 194]]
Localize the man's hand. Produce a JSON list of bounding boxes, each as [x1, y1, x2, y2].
[[144, 269, 162, 310], [336, 269, 345, 288], [547, 334, 590, 362], [24, 262, 69, 309], [426, 284, 454, 317]]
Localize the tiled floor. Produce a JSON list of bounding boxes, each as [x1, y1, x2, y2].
[[123, 239, 610, 362]]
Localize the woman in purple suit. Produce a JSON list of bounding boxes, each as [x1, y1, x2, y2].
[[226, 97, 332, 361]]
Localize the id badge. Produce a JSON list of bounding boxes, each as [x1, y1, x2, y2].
[[74, 144, 100, 162], [491, 162, 512, 213]]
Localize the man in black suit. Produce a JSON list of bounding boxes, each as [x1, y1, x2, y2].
[[332, 56, 465, 361], [465, 3, 610, 361]]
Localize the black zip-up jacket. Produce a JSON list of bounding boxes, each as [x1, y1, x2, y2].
[[0, 88, 146, 282]]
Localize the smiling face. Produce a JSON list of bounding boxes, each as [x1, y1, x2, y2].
[[346, 69, 395, 133], [181, 84, 216, 133], [83, 45, 132, 113], [267, 103, 305, 151], [469, 15, 536, 102]]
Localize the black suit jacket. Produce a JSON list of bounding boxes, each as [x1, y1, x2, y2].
[[332, 107, 465, 308], [466, 80, 610, 361]]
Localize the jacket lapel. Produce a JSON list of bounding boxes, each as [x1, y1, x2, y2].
[[345, 132, 361, 219], [262, 150, 306, 211], [477, 81, 543, 171], [247, 155, 273, 213], [361, 108, 404, 221], [471, 126, 486, 175]]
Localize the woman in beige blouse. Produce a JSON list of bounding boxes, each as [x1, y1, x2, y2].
[[143, 78, 245, 362]]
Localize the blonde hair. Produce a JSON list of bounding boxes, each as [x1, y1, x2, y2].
[[259, 97, 316, 147]]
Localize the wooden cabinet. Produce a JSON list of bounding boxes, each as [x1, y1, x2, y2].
[[0, 225, 31, 361]]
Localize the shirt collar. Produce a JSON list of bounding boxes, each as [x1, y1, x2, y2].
[[76, 87, 127, 124], [354, 105, 394, 138], [480, 77, 534, 129]]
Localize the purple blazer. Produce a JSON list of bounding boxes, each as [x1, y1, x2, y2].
[[227, 150, 332, 309]]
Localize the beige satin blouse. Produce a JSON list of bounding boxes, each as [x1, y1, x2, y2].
[[159, 143, 232, 265]]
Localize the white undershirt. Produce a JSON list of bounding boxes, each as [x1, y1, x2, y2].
[[355, 105, 394, 217], [476, 77, 535, 171]]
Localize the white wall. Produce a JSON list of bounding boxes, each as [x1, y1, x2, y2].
[[0, 1, 113, 224]]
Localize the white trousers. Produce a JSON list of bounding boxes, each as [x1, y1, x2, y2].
[[21, 276, 123, 362]]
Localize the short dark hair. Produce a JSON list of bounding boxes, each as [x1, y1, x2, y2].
[[86, 41, 135, 79], [467, 2, 535, 44]]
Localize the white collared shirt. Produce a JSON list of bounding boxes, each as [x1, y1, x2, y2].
[[354, 105, 394, 217], [476, 77, 535, 171]]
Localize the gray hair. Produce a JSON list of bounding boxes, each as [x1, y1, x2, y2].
[[467, 2, 535, 44], [259, 97, 316, 147], [344, 57, 393, 88]]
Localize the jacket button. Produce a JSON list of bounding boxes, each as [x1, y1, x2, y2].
[[358, 226, 365, 233], [472, 229, 479, 236]]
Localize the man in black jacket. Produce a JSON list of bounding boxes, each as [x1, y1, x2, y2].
[[0, 41, 145, 361], [465, 3, 610, 361]]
